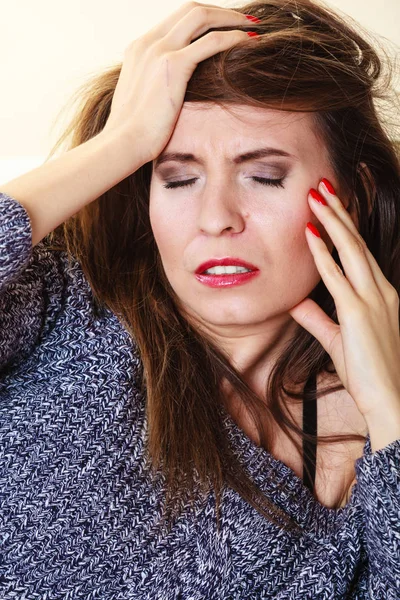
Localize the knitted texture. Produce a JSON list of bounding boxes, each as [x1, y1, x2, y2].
[[0, 191, 399, 599]]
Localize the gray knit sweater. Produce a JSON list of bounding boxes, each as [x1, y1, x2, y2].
[[0, 191, 399, 600]]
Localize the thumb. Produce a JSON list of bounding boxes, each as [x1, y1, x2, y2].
[[288, 297, 339, 357]]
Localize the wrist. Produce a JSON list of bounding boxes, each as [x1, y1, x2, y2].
[[364, 402, 400, 453], [99, 125, 151, 177]]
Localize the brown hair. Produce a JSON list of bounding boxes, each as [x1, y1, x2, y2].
[[45, 0, 400, 534]]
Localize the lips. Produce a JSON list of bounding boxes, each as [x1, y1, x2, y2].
[[195, 257, 259, 274]]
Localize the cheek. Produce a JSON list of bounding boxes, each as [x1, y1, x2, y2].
[[149, 199, 186, 266], [275, 209, 321, 283], [150, 193, 186, 232], [280, 190, 330, 252], [277, 203, 310, 242], [149, 196, 170, 242]]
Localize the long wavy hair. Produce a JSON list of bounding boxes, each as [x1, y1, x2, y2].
[[45, 0, 400, 534]]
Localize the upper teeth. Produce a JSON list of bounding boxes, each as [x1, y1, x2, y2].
[[203, 266, 251, 275]]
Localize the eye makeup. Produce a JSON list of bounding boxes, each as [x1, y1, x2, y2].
[[162, 176, 285, 189]]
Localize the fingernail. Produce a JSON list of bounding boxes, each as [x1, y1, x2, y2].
[[307, 222, 321, 238], [245, 15, 261, 23], [247, 31, 260, 38], [321, 178, 336, 195], [309, 188, 328, 206]]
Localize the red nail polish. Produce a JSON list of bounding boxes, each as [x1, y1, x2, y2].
[[245, 14, 261, 23], [309, 188, 328, 206], [247, 31, 260, 37], [321, 178, 335, 195], [307, 222, 321, 237]]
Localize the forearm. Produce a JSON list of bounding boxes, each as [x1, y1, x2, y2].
[[0, 128, 145, 247]]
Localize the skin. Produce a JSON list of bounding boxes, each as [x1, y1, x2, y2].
[[149, 103, 345, 399]]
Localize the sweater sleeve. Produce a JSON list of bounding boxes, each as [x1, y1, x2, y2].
[[0, 191, 65, 371], [354, 433, 400, 599]]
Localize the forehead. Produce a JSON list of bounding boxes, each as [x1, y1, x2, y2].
[[162, 103, 320, 156]]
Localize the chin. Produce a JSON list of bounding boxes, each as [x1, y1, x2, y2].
[[185, 300, 269, 326]]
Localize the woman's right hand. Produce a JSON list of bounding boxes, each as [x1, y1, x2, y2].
[[102, 1, 258, 165]]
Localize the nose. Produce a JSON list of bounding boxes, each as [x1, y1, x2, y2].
[[197, 181, 246, 236]]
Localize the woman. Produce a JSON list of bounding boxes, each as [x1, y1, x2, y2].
[[1, 0, 399, 597]]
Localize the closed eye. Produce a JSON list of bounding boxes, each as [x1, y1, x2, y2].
[[162, 177, 285, 189]]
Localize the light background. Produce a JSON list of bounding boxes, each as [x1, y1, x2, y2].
[[1, 0, 399, 184]]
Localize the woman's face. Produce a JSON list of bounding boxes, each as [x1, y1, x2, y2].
[[149, 103, 338, 361]]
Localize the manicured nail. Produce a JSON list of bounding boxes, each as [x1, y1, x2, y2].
[[247, 31, 260, 38], [309, 188, 328, 206], [245, 14, 261, 23], [307, 222, 321, 237], [321, 178, 336, 195]]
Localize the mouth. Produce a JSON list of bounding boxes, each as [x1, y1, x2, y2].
[[194, 269, 260, 288], [195, 257, 259, 275]]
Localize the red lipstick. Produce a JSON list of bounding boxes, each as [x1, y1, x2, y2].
[[195, 257, 258, 274], [194, 257, 260, 288]]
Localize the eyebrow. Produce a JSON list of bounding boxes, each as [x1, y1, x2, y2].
[[153, 146, 297, 169]]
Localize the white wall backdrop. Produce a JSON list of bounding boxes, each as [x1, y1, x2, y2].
[[1, 0, 399, 184]]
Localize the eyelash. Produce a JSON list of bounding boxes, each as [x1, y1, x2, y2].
[[162, 177, 285, 189]]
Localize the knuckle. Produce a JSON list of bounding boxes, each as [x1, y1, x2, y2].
[[332, 263, 344, 278], [125, 37, 143, 55], [323, 262, 344, 280], [386, 284, 399, 304], [334, 262, 345, 277], [207, 30, 223, 44], [349, 236, 366, 255], [191, 5, 208, 20], [186, 1, 201, 9]]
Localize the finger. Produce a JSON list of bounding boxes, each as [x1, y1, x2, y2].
[[147, 2, 252, 46], [289, 296, 342, 363], [309, 187, 383, 302], [318, 180, 395, 300], [306, 222, 358, 314]]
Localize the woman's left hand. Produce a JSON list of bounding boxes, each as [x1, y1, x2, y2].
[[288, 178, 400, 423]]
